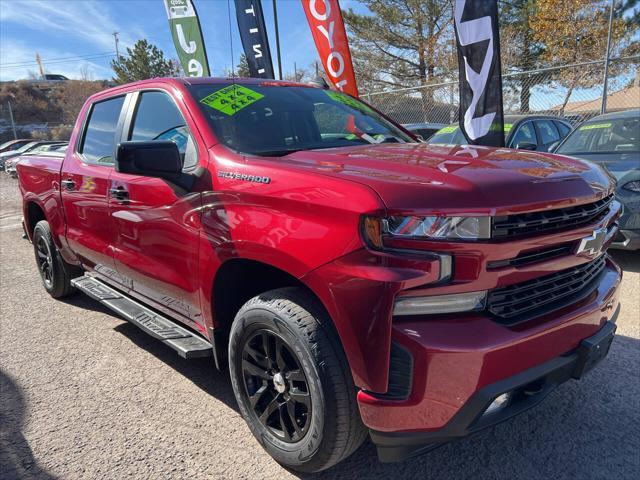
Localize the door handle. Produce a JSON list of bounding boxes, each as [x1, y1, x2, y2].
[[61, 179, 75, 190], [109, 186, 129, 201]]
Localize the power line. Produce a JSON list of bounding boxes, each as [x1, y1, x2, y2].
[[0, 53, 119, 70], [0, 52, 117, 68]]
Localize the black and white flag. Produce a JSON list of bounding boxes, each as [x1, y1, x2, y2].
[[454, 0, 504, 147], [234, 0, 275, 79]]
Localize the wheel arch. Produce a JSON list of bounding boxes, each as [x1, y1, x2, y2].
[[24, 200, 47, 240], [209, 257, 346, 372]]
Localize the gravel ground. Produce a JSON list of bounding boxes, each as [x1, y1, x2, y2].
[[1, 174, 639, 480]]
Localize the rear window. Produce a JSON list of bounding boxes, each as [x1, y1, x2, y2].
[[80, 96, 125, 164]]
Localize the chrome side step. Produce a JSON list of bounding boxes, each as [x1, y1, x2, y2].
[[71, 275, 213, 359]]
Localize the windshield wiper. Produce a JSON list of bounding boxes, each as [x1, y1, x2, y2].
[[250, 148, 306, 157]]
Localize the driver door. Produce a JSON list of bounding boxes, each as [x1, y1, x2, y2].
[[109, 89, 205, 329]]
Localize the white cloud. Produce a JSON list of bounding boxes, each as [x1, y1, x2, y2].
[[0, 39, 112, 81], [0, 0, 142, 52]]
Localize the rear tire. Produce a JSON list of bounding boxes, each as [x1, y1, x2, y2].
[[32, 220, 80, 298], [228, 287, 367, 473]]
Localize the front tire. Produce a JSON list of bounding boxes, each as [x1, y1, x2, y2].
[[32, 220, 79, 298], [228, 288, 366, 472]]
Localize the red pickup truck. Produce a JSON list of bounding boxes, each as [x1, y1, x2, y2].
[[18, 78, 622, 472]]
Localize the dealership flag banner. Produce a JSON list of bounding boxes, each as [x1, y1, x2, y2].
[[234, 0, 275, 79], [164, 0, 210, 77], [454, 0, 504, 147], [302, 0, 359, 97]]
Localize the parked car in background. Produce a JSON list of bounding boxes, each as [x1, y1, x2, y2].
[[0, 139, 32, 154], [0, 141, 66, 170], [402, 122, 447, 141], [5, 142, 68, 177], [554, 109, 640, 250], [428, 115, 573, 151], [43, 74, 69, 81]]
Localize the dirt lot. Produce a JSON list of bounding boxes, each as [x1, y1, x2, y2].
[[1, 174, 639, 480]]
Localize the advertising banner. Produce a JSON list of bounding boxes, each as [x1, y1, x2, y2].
[[164, 0, 210, 77], [302, 0, 359, 97], [235, 0, 275, 78], [454, 0, 504, 146]]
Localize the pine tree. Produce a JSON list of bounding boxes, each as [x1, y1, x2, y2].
[[111, 40, 180, 84]]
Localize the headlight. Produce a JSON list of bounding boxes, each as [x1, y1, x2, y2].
[[623, 180, 640, 193], [362, 215, 491, 247], [393, 291, 487, 316]]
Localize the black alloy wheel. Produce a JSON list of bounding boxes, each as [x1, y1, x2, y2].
[[228, 288, 367, 472], [36, 234, 54, 289], [241, 330, 312, 443], [32, 220, 80, 298]]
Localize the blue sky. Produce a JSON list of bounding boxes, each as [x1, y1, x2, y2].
[[0, 0, 369, 81]]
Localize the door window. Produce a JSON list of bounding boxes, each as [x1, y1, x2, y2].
[[510, 122, 537, 148], [536, 120, 561, 146], [129, 91, 197, 169], [555, 121, 571, 137], [80, 96, 125, 164]]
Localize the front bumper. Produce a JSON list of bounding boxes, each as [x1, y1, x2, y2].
[[369, 311, 618, 462], [358, 256, 621, 461]]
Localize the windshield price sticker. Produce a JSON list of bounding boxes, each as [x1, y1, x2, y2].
[[200, 84, 264, 115], [579, 123, 612, 131], [438, 125, 458, 133], [325, 90, 373, 113]]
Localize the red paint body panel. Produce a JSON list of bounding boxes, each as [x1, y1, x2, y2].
[[17, 78, 622, 435]]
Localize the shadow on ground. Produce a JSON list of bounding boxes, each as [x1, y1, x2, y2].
[[610, 250, 640, 273], [0, 371, 57, 480]]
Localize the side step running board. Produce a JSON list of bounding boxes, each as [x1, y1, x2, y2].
[[71, 275, 213, 359]]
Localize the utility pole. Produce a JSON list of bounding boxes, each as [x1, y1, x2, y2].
[[35, 52, 45, 79], [601, 0, 615, 114], [272, 0, 283, 80], [7, 101, 17, 140], [113, 31, 121, 61], [294, 62, 298, 82]]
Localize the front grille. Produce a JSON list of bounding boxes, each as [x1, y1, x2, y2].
[[487, 256, 606, 325], [487, 242, 575, 269], [492, 194, 614, 239]]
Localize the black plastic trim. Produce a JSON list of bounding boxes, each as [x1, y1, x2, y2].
[[364, 342, 413, 401]]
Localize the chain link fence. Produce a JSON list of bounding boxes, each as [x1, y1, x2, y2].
[[365, 55, 639, 127]]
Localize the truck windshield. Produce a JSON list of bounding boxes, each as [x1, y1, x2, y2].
[[189, 83, 413, 156]]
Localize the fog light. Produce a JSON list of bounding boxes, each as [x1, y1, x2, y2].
[[484, 393, 511, 415]]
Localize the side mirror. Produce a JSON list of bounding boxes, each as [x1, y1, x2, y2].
[[515, 142, 537, 151], [115, 141, 182, 179]]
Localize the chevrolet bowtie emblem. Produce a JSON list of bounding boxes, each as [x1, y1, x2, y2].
[[576, 228, 607, 256]]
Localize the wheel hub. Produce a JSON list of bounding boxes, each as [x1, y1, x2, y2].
[[272, 372, 287, 393]]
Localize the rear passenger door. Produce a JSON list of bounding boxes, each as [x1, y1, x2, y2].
[[109, 89, 205, 327], [61, 95, 126, 271]]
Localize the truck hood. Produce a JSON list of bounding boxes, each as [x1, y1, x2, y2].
[[281, 143, 614, 215]]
